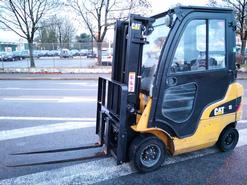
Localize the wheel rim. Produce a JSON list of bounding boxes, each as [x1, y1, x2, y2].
[[224, 132, 235, 146], [140, 144, 161, 167]]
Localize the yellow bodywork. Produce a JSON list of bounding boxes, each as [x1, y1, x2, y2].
[[131, 82, 244, 155]]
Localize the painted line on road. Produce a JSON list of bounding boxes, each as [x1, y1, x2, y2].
[[0, 88, 96, 91], [1, 97, 97, 103], [59, 82, 98, 87], [1, 128, 247, 185], [237, 120, 247, 123], [0, 116, 96, 121], [238, 119, 247, 123], [58, 97, 96, 103], [0, 122, 96, 141]]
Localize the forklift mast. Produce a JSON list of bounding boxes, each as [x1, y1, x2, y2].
[[96, 14, 155, 164]]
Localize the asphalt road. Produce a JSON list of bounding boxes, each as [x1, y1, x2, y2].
[[0, 80, 99, 180], [0, 79, 247, 184]]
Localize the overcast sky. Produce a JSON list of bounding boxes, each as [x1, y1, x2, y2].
[[0, 0, 211, 43], [151, 0, 210, 14]]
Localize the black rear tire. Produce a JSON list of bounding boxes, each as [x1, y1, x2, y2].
[[129, 135, 166, 173], [217, 127, 239, 152]]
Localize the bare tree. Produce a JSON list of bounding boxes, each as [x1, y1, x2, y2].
[[36, 15, 76, 50], [209, 0, 247, 63], [0, 0, 58, 67], [57, 18, 76, 49], [67, 0, 151, 65], [208, 0, 218, 6]]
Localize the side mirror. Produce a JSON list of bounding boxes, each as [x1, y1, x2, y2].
[[164, 14, 173, 28]]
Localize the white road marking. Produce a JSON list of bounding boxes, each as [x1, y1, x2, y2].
[[0, 122, 95, 141], [0, 88, 96, 91], [1, 97, 97, 103], [0, 116, 95, 121], [1, 128, 247, 185], [1, 87, 21, 90], [59, 82, 97, 87], [237, 120, 247, 123], [2, 97, 61, 101], [58, 97, 96, 103], [237, 129, 247, 147]]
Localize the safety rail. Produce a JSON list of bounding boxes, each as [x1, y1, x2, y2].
[[97, 77, 128, 112]]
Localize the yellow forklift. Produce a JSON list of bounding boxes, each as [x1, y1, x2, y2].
[[12, 6, 244, 172]]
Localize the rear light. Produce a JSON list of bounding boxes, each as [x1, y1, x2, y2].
[[236, 97, 242, 112]]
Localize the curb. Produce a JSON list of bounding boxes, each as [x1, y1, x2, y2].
[[0, 67, 112, 74]]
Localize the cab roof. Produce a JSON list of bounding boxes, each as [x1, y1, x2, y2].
[[152, 5, 233, 19], [178, 5, 233, 12]]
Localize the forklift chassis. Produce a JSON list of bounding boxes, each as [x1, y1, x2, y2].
[[11, 6, 244, 172]]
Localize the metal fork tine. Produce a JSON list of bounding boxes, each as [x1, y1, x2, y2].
[[10, 142, 102, 155], [7, 151, 106, 167]]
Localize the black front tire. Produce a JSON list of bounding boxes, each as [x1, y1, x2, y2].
[[217, 127, 239, 152], [129, 135, 166, 173]]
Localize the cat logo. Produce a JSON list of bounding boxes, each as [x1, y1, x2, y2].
[[131, 23, 141, 30], [214, 106, 225, 116]]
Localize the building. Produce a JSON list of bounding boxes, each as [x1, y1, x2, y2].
[[0, 41, 18, 52], [0, 31, 26, 52]]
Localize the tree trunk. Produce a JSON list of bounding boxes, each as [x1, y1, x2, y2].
[[97, 42, 102, 65], [28, 42, 35, 68], [241, 39, 246, 56], [241, 31, 247, 64]]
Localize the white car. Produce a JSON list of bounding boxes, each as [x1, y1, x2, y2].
[[60, 49, 71, 58], [0, 52, 5, 61], [101, 50, 112, 65]]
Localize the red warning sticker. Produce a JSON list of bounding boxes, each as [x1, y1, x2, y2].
[[128, 72, 136, 92]]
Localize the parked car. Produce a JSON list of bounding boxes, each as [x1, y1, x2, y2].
[[53, 50, 60, 56], [2, 52, 15, 62], [0, 52, 5, 61], [12, 51, 25, 61], [33, 50, 41, 58], [37, 50, 48, 57], [101, 50, 112, 66], [60, 49, 70, 58], [46, 50, 59, 57], [79, 49, 89, 56], [20, 50, 29, 59], [70, 49, 80, 57], [87, 51, 97, 58]]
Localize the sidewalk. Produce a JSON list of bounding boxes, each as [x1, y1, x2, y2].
[[0, 66, 111, 80], [0, 66, 111, 74], [0, 73, 111, 80]]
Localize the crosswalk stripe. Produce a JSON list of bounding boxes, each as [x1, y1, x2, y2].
[[1, 97, 97, 103], [1, 128, 247, 185], [237, 120, 247, 123], [0, 122, 95, 141], [0, 88, 96, 91], [0, 116, 95, 121]]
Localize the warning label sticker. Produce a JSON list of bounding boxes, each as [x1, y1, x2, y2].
[[128, 72, 136, 92]]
